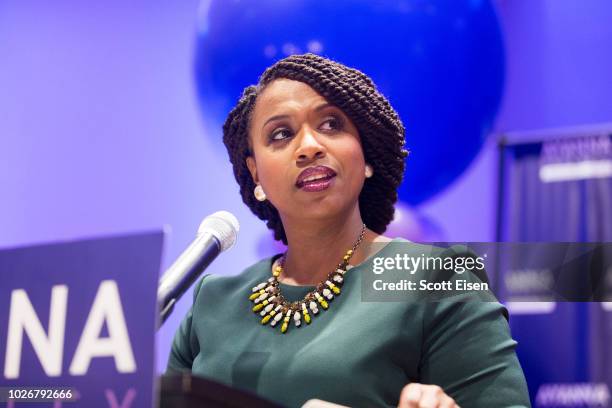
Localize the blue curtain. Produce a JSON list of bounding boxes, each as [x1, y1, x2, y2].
[[498, 132, 612, 407]]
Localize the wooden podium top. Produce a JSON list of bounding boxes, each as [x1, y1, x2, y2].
[[159, 373, 285, 408]]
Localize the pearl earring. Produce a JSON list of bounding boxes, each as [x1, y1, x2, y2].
[[254, 184, 267, 201], [365, 164, 374, 178]]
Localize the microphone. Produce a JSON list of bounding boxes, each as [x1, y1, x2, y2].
[[157, 211, 239, 326]]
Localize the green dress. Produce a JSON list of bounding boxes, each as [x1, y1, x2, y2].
[[167, 239, 531, 407]]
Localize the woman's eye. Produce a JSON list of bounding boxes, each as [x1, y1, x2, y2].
[[320, 116, 343, 131], [270, 128, 292, 141]]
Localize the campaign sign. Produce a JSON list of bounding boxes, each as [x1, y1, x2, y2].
[[0, 231, 164, 407]]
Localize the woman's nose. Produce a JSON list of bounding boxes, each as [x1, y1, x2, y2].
[[295, 127, 326, 163]]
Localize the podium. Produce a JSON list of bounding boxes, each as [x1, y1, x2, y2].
[[0, 233, 350, 407], [160, 373, 285, 408], [0, 231, 165, 407]]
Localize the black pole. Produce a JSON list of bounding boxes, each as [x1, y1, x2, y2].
[[494, 135, 507, 296]]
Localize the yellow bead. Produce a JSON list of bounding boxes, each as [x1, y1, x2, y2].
[[249, 290, 263, 301], [252, 303, 264, 312], [281, 322, 288, 333], [325, 281, 341, 295], [343, 255, 350, 261], [347, 249, 353, 255], [318, 299, 329, 309], [304, 313, 311, 324], [261, 315, 271, 324]]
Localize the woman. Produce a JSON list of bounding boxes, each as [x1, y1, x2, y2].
[[168, 53, 530, 407]]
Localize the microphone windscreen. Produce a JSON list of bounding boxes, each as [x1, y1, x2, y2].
[[198, 211, 239, 252]]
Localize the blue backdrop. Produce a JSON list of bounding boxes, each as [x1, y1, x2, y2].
[[498, 131, 612, 407]]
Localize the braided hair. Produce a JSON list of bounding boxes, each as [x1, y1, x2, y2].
[[222, 53, 407, 245]]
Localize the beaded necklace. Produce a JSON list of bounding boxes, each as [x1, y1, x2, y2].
[[248, 224, 366, 333]]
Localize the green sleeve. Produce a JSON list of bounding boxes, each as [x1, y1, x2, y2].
[[165, 276, 207, 374], [421, 298, 531, 407]]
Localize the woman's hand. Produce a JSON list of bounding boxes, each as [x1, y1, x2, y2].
[[397, 383, 460, 408]]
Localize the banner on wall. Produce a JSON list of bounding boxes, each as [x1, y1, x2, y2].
[[0, 231, 164, 408], [497, 128, 612, 407]]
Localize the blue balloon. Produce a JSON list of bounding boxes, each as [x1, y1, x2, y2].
[[194, 0, 504, 204]]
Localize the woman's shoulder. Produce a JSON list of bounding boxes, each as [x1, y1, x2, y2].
[[371, 237, 456, 257], [382, 237, 485, 260], [194, 254, 281, 296]]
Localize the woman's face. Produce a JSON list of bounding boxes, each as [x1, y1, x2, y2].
[[246, 79, 367, 222]]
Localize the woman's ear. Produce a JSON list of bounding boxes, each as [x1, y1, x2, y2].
[[246, 156, 259, 184]]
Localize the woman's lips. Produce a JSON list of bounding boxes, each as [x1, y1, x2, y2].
[[299, 176, 336, 192], [295, 165, 337, 192]]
